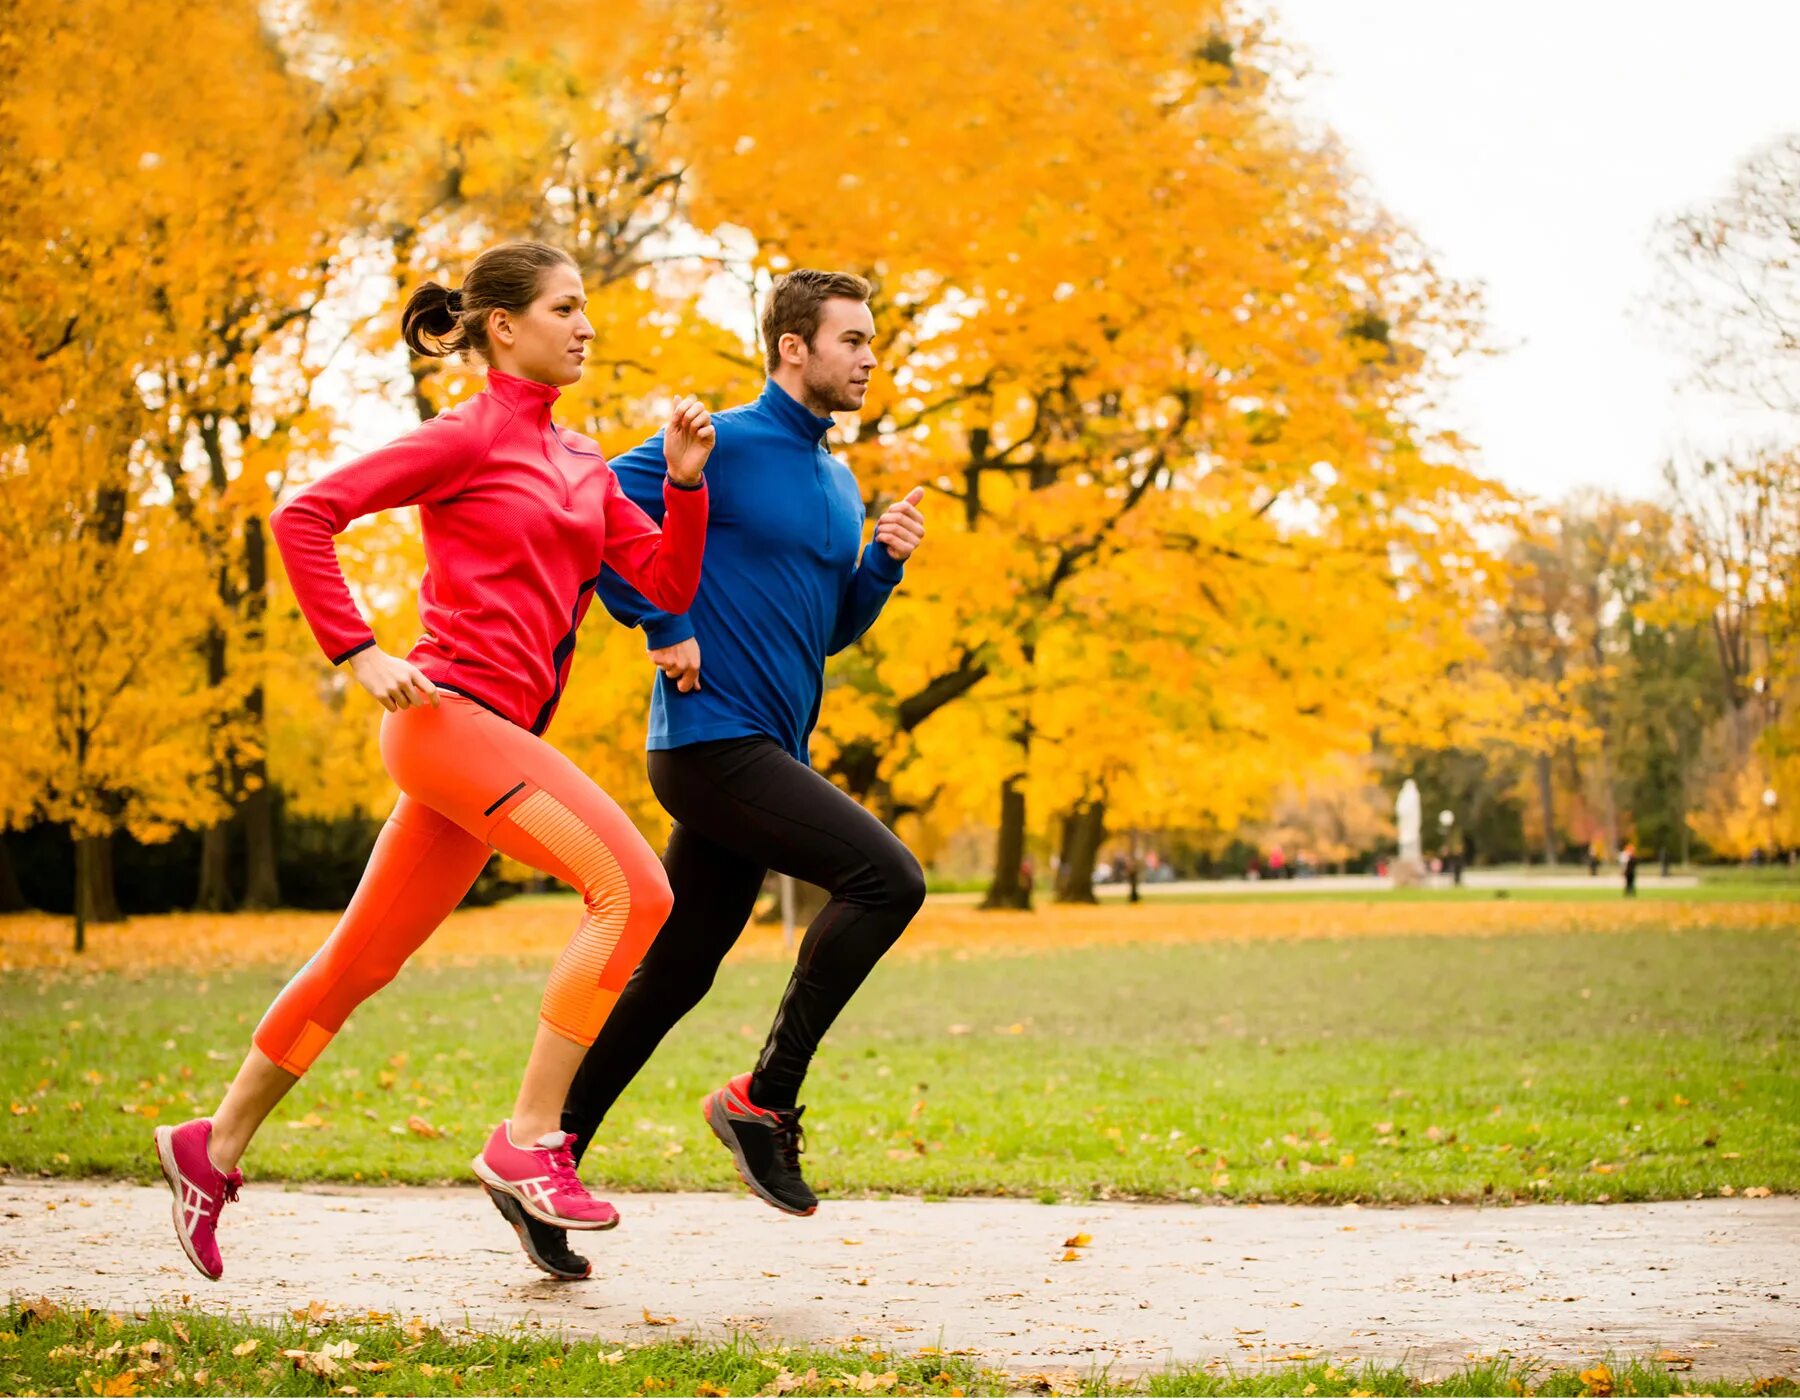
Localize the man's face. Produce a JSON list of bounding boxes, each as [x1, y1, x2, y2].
[[795, 298, 878, 413]]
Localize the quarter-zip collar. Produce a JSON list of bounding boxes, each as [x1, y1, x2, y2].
[[761, 377, 836, 444], [486, 368, 562, 414]]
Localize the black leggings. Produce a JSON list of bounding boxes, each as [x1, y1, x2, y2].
[[561, 735, 925, 1158]]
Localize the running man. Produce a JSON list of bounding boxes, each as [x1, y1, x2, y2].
[[153, 240, 714, 1281], [493, 269, 928, 1279]]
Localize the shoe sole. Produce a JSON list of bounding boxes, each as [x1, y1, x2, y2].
[[468, 1155, 620, 1232], [701, 1090, 818, 1218], [153, 1126, 223, 1282], [483, 1187, 592, 1281]]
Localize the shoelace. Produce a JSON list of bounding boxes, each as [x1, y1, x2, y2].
[[772, 1107, 807, 1174], [220, 1177, 241, 1206], [542, 1139, 585, 1197]]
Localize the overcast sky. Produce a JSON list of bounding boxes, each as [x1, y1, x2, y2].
[[1265, 0, 1800, 503]]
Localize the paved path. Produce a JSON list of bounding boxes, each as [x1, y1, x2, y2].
[[4, 1181, 1795, 1380]]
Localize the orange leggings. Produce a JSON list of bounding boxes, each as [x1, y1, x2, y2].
[[255, 695, 673, 1076]]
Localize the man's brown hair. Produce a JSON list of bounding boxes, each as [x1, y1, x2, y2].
[[761, 269, 872, 373]]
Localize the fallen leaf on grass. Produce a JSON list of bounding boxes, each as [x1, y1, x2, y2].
[[171, 1321, 190, 1344], [232, 1340, 260, 1357], [405, 1115, 439, 1139], [18, 1297, 62, 1328], [90, 1372, 139, 1397], [284, 1348, 341, 1378], [695, 1385, 729, 1398]]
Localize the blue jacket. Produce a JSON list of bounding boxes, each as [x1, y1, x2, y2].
[[597, 379, 906, 762]]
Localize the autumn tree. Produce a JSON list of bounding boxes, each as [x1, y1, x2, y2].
[[668, 0, 1496, 906], [1657, 135, 1800, 418]]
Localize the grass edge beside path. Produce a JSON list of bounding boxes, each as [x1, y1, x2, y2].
[[4, 1302, 1797, 1398]]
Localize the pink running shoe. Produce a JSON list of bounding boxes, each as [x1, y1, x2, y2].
[[153, 1118, 242, 1281], [471, 1122, 619, 1231]]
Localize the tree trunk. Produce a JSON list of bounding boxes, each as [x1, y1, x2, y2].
[[0, 835, 29, 912], [981, 776, 1032, 911], [194, 598, 236, 908], [74, 832, 124, 943], [1535, 753, 1557, 865], [1054, 800, 1106, 904], [240, 778, 279, 909], [196, 823, 234, 911], [238, 513, 280, 910]]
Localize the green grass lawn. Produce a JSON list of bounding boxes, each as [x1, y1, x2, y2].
[[5, 1304, 1796, 1398], [5, 920, 1796, 1203]]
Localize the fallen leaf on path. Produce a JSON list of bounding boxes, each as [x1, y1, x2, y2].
[[1062, 1233, 1091, 1248], [1655, 1351, 1694, 1371], [1059, 1250, 1082, 1262], [642, 1308, 677, 1326]]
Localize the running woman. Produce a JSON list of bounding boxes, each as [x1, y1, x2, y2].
[[493, 269, 928, 1280], [153, 240, 714, 1282]]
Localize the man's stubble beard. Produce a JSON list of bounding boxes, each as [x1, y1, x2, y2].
[[803, 361, 862, 415]]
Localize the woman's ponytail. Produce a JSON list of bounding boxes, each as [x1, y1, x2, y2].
[[401, 280, 468, 358]]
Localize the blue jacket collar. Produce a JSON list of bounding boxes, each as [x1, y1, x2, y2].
[[761, 378, 836, 444]]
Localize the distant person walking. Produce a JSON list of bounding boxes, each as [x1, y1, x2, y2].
[[1622, 842, 1639, 898]]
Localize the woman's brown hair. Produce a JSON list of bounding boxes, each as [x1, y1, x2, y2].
[[400, 240, 578, 360]]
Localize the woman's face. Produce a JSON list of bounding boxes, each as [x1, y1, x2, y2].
[[488, 263, 594, 386]]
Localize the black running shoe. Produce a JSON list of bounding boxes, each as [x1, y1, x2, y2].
[[701, 1072, 818, 1216], [484, 1185, 592, 1280]]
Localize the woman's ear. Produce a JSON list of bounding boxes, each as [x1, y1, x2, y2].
[[488, 307, 514, 348]]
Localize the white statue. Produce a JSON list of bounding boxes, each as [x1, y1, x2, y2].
[[1397, 779, 1422, 864], [1393, 778, 1425, 886]]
